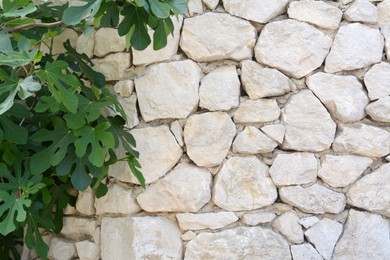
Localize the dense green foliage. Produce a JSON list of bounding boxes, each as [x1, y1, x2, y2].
[[0, 0, 187, 258]]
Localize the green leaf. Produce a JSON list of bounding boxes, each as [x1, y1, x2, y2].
[[164, 0, 188, 14], [127, 156, 145, 188], [1, 0, 37, 17], [0, 192, 31, 236], [2, 17, 34, 28], [70, 156, 93, 191], [0, 50, 35, 68], [0, 115, 28, 144], [62, 0, 103, 25], [100, 1, 119, 27], [0, 31, 12, 53], [18, 76, 41, 99], [0, 69, 19, 115], [135, 0, 146, 7], [153, 19, 168, 50], [148, 0, 170, 18]]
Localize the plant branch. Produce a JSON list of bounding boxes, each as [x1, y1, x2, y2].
[[4, 21, 64, 33]]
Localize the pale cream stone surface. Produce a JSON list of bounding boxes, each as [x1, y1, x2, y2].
[[381, 24, 390, 61], [170, 120, 184, 146], [94, 28, 126, 57], [364, 62, 390, 100], [378, 0, 390, 25], [344, 0, 378, 24], [181, 231, 196, 241], [75, 187, 95, 216], [188, 0, 203, 15], [176, 212, 238, 230], [299, 216, 319, 229], [241, 212, 276, 226], [76, 31, 95, 58], [232, 126, 278, 154], [233, 99, 280, 124], [291, 243, 323, 260], [41, 28, 78, 55], [366, 96, 390, 122], [272, 211, 304, 244], [202, 0, 218, 9], [93, 53, 131, 81], [61, 217, 97, 239], [117, 94, 139, 128], [75, 240, 100, 260], [261, 124, 286, 144], [48, 237, 76, 260], [113, 80, 134, 98]]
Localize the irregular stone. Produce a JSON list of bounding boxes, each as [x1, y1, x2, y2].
[[184, 112, 236, 167], [48, 237, 76, 260], [344, 0, 378, 24], [378, 0, 390, 25], [282, 90, 336, 152], [279, 184, 346, 214], [188, 0, 203, 15], [170, 120, 184, 146], [176, 212, 238, 230], [109, 125, 182, 184], [272, 211, 304, 244], [93, 52, 131, 81], [325, 23, 384, 73], [333, 210, 390, 259], [260, 124, 285, 144], [202, 0, 218, 9], [101, 216, 182, 260], [95, 184, 141, 215], [241, 212, 276, 226], [232, 126, 278, 154], [381, 24, 390, 61], [291, 243, 323, 260], [318, 155, 373, 188], [113, 80, 134, 98], [75, 187, 95, 216], [137, 163, 212, 212], [305, 218, 343, 260], [306, 72, 369, 122], [333, 123, 390, 157], [117, 94, 139, 128], [180, 12, 256, 62], [61, 217, 97, 240], [347, 163, 390, 217], [255, 19, 332, 78], [199, 66, 240, 111], [184, 227, 291, 260], [41, 28, 78, 55], [233, 99, 280, 124], [132, 16, 183, 65], [94, 28, 125, 57], [135, 60, 202, 122], [364, 62, 390, 100], [240, 60, 291, 99], [222, 0, 289, 24], [287, 1, 342, 29], [75, 240, 100, 260], [213, 156, 277, 211], [181, 231, 196, 241], [76, 31, 95, 58], [299, 216, 319, 229], [366, 96, 390, 122], [269, 152, 318, 187]]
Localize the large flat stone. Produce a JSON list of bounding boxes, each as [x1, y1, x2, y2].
[[364, 62, 390, 100], [366, 96, 390, 122], [176, 212, 238, 230]]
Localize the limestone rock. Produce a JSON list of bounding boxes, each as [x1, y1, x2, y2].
[[333, 210, 390, 259], [378, 0, 390, 25], [137, 163, 212, 212], [233, 99, 280, 124], [202, 0, 218, 9], [181, 231, 196, 241], [101, 216, 182, 260], [113, 80, 134, 98], [184, 112, 236, 167], [76, 31, 95, 58], [61, 217, 97, 240], [222, 0, 289, 24], [199, 66, 240, 111], [240, 60, 291, 99], [325, 23, 384, 73], [318, 155, 373, 188], [282, 90, 336, 152], [261, 124, 286, 144], [48, 237, 76, 260], [93, 53, 131, 81], [41, 28, 78, 56], [347, 163, 390, 218], [95, 184, 141, 215], [364, 62, 390, 100], [287, 1, 342, 29], [272, 211, 304, 244], [366, 96, 390, 122], [255, 19, 332, 78], [279, 184, 346, 214], [117, 94, 139, 128], [344, 0, 378, 24], [333, 123, 390, 157], [269, 152, 318, 186], [75, 240, 100, 260], [213, 156, 277, 211], [109, 125, 182, 184], [291, 244, 323, 260], [94, 28, 125, 57], [232, 126, 278, 154], [180, 12, 256, 62], [135, 60, 202, 122], [306, 72, 369, 122], [170, 120, 184, 146], [305, 218, 343, 260], [381, 24, 390, 61], [188, 0, 203, 15], [184, 227, 291, 260], [75, 187, 95, 216], [176, 212, 238, 230], [241, 212, 276, 226], [299, 216, 319, 229]]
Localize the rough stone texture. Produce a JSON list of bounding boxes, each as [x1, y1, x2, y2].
[[255, 19, 332, 78], [291, 244, 323, 260], [117, 94, 139, 128], [325, 23, 384, 73], [75, 187, 95, 216], [333, 210, 390, 259], [75, 240, 100, 260], [347, 163, 390, 218], [269, 152, 318, 186], [233, 99, 280, 124], [137, 163, 212, 212], [170, 120, 184, 147], [176, 212, 238, 230], [318, 155, 373, 188], [222, 0, 289, 24], [184, 112, 236, 167], [232, 126, 278, 154], [94, 28, 125, 57], [241, 212, 276, 226], [135, 60, 202, 122], [184, 227, 291, 260], [94, 184, 140, 215], [333, 123, 390, 157], [282, 90, 336, 152], [299, 216, 319, 229], [287, 1, 343, 29], [181, 231, 196, 241], [366, 96, 390, 122], [261, 124, 286, 144], [240, 60, 291, 99], [305, 218, 343, 260], [199, 66, 240, 111], [344, 0, 378, 24], [76, 31, 95, 58], [306, 72, 369, 122], [272, 211, 304, 244], [93, 53, 131, 81], [279, 184, 346, 214], [202, 0, 218, 10], [41, 28, 78, 56], [188, 0, 203, 15], [101, 217, 182, 260], [364, 62, 390, 100], [113, 80, 134, 98], [382, 24, 390, 61], [48, 237, 76, 260], [213, 156, 277, 211], [61, 217, 97, 239], [378, 0, 390, 25], [180, 12, 256, 62]]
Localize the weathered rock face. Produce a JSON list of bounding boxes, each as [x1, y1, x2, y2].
[[233, 98, 280, 124], [255, 19, 332, 78], [180, 12, 256, 62], [364, 62, 390, 100], [282, 90, 336, 152], [344, 0, 378, 24], [261, 124, 286, 144], [241, 212, 276, 226], [291, 243, 323, 260], [48, 237, 76, 260], [232, 126, 278, 154], [272, 211, 304, 244], [184, 227, 291, 260], [378, 0, 390, 25], [381, 24, 390, 61], [366, 96, 390, 122], [75, 240, 100, 260], [176, 212, 238, 230], [117, 94, 139, 128], [76, 31, 95, 58], [135, 60, 202, 122], [94, 28, 126, 57], [213, 156, 277, 211], [93, 52, 131, 81]]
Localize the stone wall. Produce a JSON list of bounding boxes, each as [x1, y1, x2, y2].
[[45, 0, 390, 259]]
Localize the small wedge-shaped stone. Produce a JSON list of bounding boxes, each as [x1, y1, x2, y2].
[[291, 244, 322, 260], [366, 96, 390, 122], [232, 126, 278, 154], [234, 99, 280, 124], [176, 212, 238, 230], [381, 24, 390, 61], [272, 211, 304, 244]]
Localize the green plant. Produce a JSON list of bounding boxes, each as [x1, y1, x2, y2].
[[0, 0, 188, 258]]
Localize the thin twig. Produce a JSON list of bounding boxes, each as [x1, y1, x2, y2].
[[2, 21, 64, 33]]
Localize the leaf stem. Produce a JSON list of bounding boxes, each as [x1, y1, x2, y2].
[[2, 21, 64, 33]]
